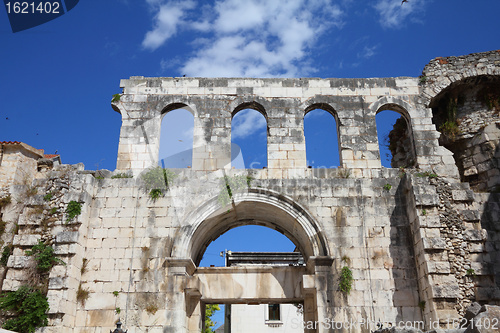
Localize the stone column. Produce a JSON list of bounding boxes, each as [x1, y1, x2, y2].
[[410, 106, 459, 178], [402, 174, 460, 328], [192, 100, 231, 171], [267, 100, 307, 179], [163, 258, 196, 333], [304, 257, 334, 333], [113, 98, 162, 176], [338, 100, 381, 173]]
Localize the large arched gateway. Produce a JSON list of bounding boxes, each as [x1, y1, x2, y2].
[[166, 190, 331, 332]]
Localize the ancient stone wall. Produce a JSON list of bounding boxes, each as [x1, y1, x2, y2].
[[0, 50, 499, 333]]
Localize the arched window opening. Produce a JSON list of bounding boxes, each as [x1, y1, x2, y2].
[[231, 109, 267, 169], [376, 110, 414, 168], [304, 108, 340, 168], [158, 108, 194, 168]]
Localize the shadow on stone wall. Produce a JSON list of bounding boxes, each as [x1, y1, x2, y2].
[[390, 179, 421, 322], [480, 192, 500, 290]]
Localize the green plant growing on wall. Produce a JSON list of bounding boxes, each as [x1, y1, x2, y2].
[[204, 304, 220, 333], [43, 193, 52, 202], [438, 96, 462, 139], [477, 85, 500, 111], [339, 266, 353, 294], [466, 268, 476, 277], [111, 94, 121, 103], [439, 120, 460, 139], [115, 307, 121, 314], [81, 258, 88, 275], [26, 241, 65, 273], [0, 244, 12, 266], [0, 195, 11, 208], [111, 173, 133, 179], [338, 168, 351, 179], [422, 209, 427, 216], [217, 175, 253, 207], [113, 291, 119, 297], [149, 188, 163, 201], [0, 285, 49, 333], [0, 219, 6, 237], [398, 167, 406, 178], [76, 283, 90, 306], [145, 302, 158, 315], [415, 171, 438, 178], [383, 183, 392, 191], [65, 200, 82, 221], [141, 167, 177, 200], [26, 185, 38, 198]]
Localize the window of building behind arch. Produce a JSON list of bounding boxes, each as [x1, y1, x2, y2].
[[158, 108, 194, 168], [304, 108, 340, 168], [231, 109, 267, 169]]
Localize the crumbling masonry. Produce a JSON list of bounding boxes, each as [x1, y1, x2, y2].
[[0, 50, 499, 333]]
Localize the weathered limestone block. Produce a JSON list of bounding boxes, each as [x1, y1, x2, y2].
[[461, 210, 481, 222], [12, 234, 41, 246], [422, 238, 447, 250], [7, 255, 30, 268], [452, 189, 475, 202], [56, 231, 79, 244], [465, 305, 500, 333], [463, 230, 488, 242]]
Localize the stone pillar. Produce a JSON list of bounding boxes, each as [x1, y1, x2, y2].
[[192, 103, 231, 171], [164, 258, 196, 333], [113, 98, 161, 176], [402, 174, 460, 327], [267, 100, 307, 179], [304, 257, 334, 333], [410, 107, 459, 178], [339, 102, 381, 172]]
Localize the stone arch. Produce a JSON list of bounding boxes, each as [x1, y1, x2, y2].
[[304, 102, 339, 121], [421, 52, 500, 107], [370, 97, 417, 168], [161, 102, 196, 117], [423, 70, 500, 107], [171, 189, 330, 266], [230, 98, 270, 120], [369, 96, 413, 124]]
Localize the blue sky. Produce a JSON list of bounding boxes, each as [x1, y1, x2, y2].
[[2, 1, 499, 328], [2, 0, 500, 171]]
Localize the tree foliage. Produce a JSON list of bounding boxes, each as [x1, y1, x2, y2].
[[204, 304, 220, 333]]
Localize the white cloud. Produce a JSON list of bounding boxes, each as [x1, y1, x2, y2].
[[142, 0, 344, 77], [142, 0, 195, 51], [358, 44, 379, 59], [232, 110, 267, 139], [183, 0, 343, 77], [374, 0, 426, 29]]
